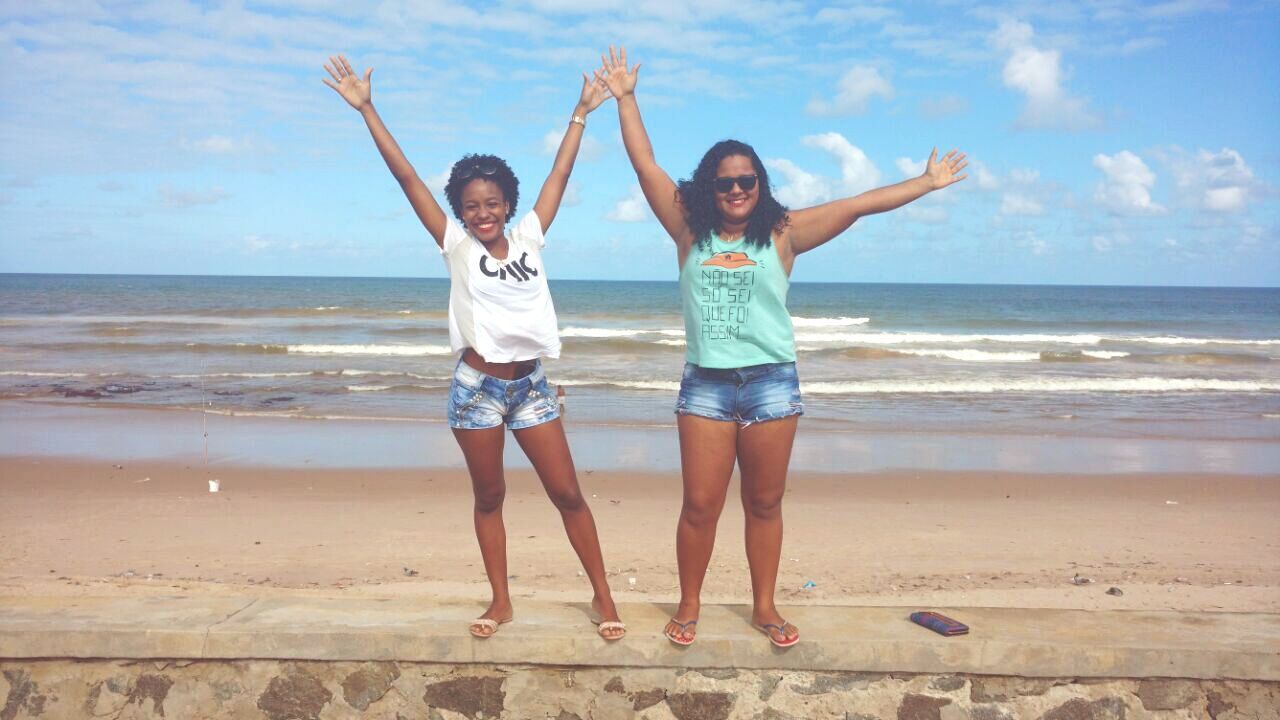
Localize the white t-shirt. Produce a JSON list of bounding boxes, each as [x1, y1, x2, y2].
[[440, 211, 562, 362]]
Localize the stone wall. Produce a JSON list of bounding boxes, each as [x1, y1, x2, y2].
[[2, 660, 1277, 720]]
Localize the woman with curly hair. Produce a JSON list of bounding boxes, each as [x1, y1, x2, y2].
[[599, 47, 966, 647], [323, 55, 625, 640]]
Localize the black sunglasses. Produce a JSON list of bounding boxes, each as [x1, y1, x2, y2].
[[456, 161, 499, 181], [713, 174, 758, 193]]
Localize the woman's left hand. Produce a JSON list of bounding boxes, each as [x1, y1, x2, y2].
[[577, 70, 611, 115], [924, 148, 968, 189]]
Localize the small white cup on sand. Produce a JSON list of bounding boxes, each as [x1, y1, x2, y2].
[[208, 479, 220, 493]]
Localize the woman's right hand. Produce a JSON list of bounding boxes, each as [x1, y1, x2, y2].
[[323, 54, 372, 111], [600, 45, 640, 98]]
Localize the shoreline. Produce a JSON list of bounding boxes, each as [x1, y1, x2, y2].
[[4, 399, 1279, 474], [3, 455, 1277, 614]]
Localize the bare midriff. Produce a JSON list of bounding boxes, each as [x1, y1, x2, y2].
[[461, 348, 537, 380]]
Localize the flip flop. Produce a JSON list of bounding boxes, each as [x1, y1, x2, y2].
[[755, 620, 799, 648], [591, 618, 628, 641], [468, 617, 512, 638], [665, 618, 698, 646]]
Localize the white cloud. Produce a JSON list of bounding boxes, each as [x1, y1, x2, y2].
[[243, 234, 273, 253], [806, 65, 893, 117], [999, 168, 1046, 216], [1000, 193, 1044, 216], [158, 184, 229, 209], [891, 155, 952, 224], [424, 168, 452, 193], [606, 185, 652, 223], [541, 127, 603, 161], [1019, 231, 1051, 256], [1091, 232, 1131, 253], [1194, 148, 1255, 213], [989, 19, 1034, 51], [1092, 151, 1164, 216], [1204, 187, 1244, 212], [974, 162, 999, 191], [1008, 168, 1038, 185], [802, 133, 881, 195], [766, 133, 882, 209], [1160, 147, 1258, 214], [895, 157, 925, 178], [990, 20, 1099, 131], [765, 158, 831, 207], [183, 134, 274, 156], [561, 181, 582, 208]]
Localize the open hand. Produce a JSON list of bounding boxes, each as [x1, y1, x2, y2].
[[577, 70, 611, 114], [323, 54, 372, 111], [599, 45, 640, 98], [924, 148, 968, 190]]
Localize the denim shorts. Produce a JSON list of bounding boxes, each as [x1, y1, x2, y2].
[[675, 361, 804, 427], [447, 359, 560, 431]]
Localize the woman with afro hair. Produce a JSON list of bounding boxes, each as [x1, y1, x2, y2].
[[324, 55, 625, 640], [599, 46, 967, 647]]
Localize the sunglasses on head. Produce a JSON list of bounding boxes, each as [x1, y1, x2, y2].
[[456, 161, 499, 181], [713, 174, 758, 193]]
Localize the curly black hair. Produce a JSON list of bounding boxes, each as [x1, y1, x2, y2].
[[442, 153, 519, 223], [677, 140, 789, 250]]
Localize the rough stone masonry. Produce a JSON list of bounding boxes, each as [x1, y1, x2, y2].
[[2, 661, 1277, 719]]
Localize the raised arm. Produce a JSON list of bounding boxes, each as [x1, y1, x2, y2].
[[786, 148, 967, 256], [323, 55, 448, 247], [532, 71, 610, 232], [600, 46, 693, 248]]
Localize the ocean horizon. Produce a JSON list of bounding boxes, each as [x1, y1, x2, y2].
[[2, 273, 1277, 458], [5, 271, 1277, 289]]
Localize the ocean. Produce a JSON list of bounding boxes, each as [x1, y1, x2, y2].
[[2, 274, 1278, 448]]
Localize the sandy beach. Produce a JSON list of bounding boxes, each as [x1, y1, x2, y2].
[[3, 454, 1277, 615]]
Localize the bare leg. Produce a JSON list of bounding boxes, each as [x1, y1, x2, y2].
[[667, 414, 738, 643], [513, 418, 623, 639], [738, 415, 800, 644], [452, 426, 512, 636]]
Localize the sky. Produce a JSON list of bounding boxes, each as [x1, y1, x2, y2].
[[0, 0, 1277, 286]]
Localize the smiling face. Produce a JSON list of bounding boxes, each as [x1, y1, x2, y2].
[[459, 178, 509, 244], [713, 154, 760, 228]]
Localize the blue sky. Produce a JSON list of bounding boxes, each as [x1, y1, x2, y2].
[[1, 1, 1277, 285]]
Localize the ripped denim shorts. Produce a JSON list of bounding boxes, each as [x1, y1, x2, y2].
[[674, 361, 804, 427], [447, 359, 560, 431]]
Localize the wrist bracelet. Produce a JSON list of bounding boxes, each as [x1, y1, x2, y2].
[[570, 114, 586, 127]]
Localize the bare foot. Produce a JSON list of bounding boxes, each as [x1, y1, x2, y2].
[[469, 599, 514, 638], [751, 608, 798, 647], [664, 599, 699, 645], [591, 595, 625, 640]]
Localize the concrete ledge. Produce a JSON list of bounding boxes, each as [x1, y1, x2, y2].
[[2, 596, 1277, 681]]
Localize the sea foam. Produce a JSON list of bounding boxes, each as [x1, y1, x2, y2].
[[286, 344, 452, 356], [801, 377, 1280, 395]]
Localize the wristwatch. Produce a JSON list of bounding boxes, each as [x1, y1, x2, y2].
[[570, 114, 586, 127]]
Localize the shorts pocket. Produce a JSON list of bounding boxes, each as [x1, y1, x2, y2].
[[452, 365, 484, 391]]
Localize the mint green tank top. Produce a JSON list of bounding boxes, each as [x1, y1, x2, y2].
[[679, 233, 796, 368]]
